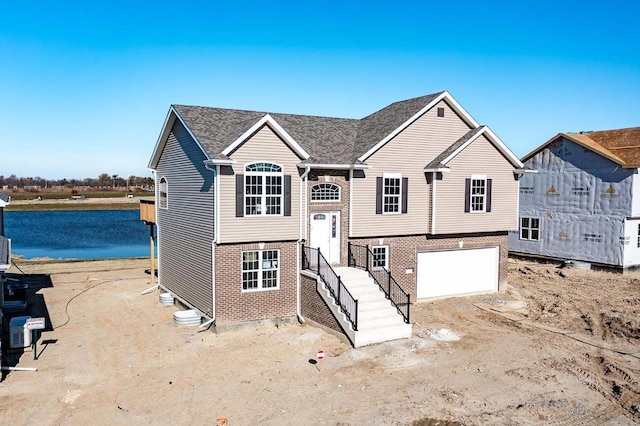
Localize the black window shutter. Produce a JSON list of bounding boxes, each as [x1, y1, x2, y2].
[[284, 175, 292, 216], [376, 177, 383, 214], [464, 178, 471, 213], [236, 174, 244, 217], [401, 177, 408, 214], [486, 179, 492, 212]]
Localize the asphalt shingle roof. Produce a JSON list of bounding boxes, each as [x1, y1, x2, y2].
[[0, 192, 9, 204], [173, 91, 446, 165], [523, 127, 640, 168], [425, 127, 485, 170]]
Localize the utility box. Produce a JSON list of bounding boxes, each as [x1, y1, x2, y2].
[[9, 316, 32, 350]]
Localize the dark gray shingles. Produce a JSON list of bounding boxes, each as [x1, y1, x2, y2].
[[0, 192, 9, 203], [353, 92, 444, 161], [173, 91, 445, 165], [425, 127, 485, 169]]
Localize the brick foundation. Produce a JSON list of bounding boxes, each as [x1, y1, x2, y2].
[[214, 241, 297, 325], [300, 274, 344, 334]]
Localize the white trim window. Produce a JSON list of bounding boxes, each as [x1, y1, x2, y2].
[[311, 183, 340, 202], [470, 175, 486, 212], [372, 245, 389, 270], [245, 162, 283, 216], [242, 249, 280, 291], [159, 177, 168, 209], [383, 174, 402, 214], [520, 217, 540, 241]]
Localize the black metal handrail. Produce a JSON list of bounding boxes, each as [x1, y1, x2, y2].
[[347, 242, 410, 324], [302, 244, 358, 331]]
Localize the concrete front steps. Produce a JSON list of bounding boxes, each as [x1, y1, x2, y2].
[[313, 266, 412, 347]]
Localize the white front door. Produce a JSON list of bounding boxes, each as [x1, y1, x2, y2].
[[309, 212, 340, 264]]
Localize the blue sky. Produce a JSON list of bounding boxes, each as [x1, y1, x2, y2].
[[1, 0, 638, 180]]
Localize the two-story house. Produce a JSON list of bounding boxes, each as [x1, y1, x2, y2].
[[509, 127, 640, 271], [148, 91, 523, 346]]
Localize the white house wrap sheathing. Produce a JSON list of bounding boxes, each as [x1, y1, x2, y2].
[[509, 137, 640, 267]]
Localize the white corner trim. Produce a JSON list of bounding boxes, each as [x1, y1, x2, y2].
[[357, 91, 480, 162], [222, 114, 310, 160]]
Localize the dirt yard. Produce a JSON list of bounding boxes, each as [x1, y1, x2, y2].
[[0, 257, 638, 425]]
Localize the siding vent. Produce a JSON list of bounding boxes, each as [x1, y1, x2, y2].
[[437, 107, 445, 117]]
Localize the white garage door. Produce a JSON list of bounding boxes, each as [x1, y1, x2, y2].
[[417, 247, 499, 299]]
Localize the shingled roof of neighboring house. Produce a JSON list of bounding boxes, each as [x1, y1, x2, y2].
[[523, 127, 640, 168], [0, 192, 9, 203], [587, 127, 640, 167]]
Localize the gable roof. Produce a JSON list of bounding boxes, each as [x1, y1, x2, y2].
[[149, 91, 521, 170], [522, 127, 640, 168], [424, 126, 523, 171]]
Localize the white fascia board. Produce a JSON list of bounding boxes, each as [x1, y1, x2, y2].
[[148, 106, 212, 169], [439, 126, 524, 169], [297, 163, 371, 170], [440, 127, 486, 165], [148, 107, 175, 169], [482, 127, 524, 169], [514, 168, 539, 174], [222, 114, 310, 160], [204, 159, 236, 166], [358, 91, 480, 162], [0, 200, 8, 208], [423, 168, 451, 173]]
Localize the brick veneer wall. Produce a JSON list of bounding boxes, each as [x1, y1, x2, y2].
[[300, 274, 344, 333], [348, 232, 509, 301], [306, 170, 350, 265], [215, 241, 297, 325]]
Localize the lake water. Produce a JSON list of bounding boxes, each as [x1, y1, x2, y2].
[[5, 210, 153, 260]]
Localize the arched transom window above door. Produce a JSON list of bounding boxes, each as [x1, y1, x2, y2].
[[311, 183, 341, 202]]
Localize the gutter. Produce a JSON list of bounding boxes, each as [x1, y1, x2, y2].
[[297, 163, 371, 170]]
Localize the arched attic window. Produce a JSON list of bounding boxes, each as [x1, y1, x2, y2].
[[159, 177, 168, 209], [311, 183, 341, 202]]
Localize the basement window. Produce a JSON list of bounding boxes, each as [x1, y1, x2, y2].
[[242, 249, 280, 291], [372, 245, 389, 270], [520, 217, 540, 241]]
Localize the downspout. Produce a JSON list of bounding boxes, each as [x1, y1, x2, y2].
[[297, 165, 311, 323], [204, 163, 218, 321], [431, 172, 437, 234]]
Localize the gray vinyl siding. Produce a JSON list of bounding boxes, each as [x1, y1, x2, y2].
[[435, 134, 518, 233], [156, 120, 214, 316], [219, 125, 301, 243], [351, 100, 473, 237]]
